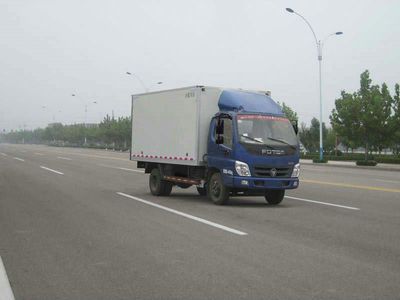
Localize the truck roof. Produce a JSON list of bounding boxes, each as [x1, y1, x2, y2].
[[132, 86, 284, 116], [218, 89, 283, 116]]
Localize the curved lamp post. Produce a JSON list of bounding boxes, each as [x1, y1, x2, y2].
[[126, 72, 149, 92], [72, 94, 98, 144], [286, 8, 343, 160]]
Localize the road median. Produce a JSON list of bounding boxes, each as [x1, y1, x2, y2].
[[300, 159, 400, 172]]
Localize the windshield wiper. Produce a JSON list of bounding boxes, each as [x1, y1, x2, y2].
[[266, 137, 297, 150], [240, 134, 276, 149], [240, 134, 263, 143]]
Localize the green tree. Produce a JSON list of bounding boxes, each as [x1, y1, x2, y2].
[[391, 84, 400, 154], [279, 102, 298, 123], [299, 117, 329, 153], [330, 70, 395, 159], [330, 91, 363, 151]]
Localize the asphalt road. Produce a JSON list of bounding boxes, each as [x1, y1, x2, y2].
[[1, 144, 400, 300]]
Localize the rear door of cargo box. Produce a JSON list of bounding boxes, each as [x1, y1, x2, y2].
[[131, 87, 200, 165]]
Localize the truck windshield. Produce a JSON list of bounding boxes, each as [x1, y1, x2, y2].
[[237, 115, 298, 147]]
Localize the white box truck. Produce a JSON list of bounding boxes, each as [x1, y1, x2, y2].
[[131, 86, 300, 205]]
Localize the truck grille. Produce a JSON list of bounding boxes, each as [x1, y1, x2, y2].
[[253, 166, 292, 177]]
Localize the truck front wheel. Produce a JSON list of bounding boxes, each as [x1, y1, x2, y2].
[[208, 173, 229, 205], [264, 189, 285, 205], [149, 168, 173, 196]]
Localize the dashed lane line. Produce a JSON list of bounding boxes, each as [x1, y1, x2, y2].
[[13, 157, 24, 162], [57, 156, 72, 161], [51, 151, 127, 161], [285, 196, 360, 210], [98, 164, 144, 173], [117, 192, 248, 236], [40, 166, 64, 175]]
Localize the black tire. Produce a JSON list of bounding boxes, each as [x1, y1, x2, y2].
[[264, 189, 285, 205], [196, 186, 207, 196], [149, 168, 173, 196], [162, 181, 173, 196], [207, 173, 230, 205]]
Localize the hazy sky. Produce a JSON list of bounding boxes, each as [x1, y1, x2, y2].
[[1, 0, 399, 131]]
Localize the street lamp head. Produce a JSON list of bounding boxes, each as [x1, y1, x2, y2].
[[157, 82, 163, 85], [126, 72, 132, 75], [286, 8, 294, 13], [335, 31, 343, 35]]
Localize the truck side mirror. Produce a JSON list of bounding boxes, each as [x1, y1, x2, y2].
[[216, 119, 224, 135], [216, 135, 224, 145], [292, 121, 298, 135]]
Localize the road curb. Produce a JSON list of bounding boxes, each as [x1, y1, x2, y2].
[[301, 161, 400, 172]]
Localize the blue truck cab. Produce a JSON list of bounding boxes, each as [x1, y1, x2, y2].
[[204, 89, 300, 205]]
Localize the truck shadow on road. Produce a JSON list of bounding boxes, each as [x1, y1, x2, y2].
[[159, 193, 290, 208]]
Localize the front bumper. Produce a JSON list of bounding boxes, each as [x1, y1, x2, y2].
[[224, 175, 299, 190]]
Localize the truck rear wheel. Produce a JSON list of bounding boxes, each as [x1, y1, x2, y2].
[[149, 168, 173, 196], [264, 189, 285, 205], [208, 173, 229, 205]]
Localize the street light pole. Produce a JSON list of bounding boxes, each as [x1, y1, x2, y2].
[[286, 8, 342, 161], [126, 72, 149, 92], [126, 72, 164, 92], [318, 40, 323, 161], [72, 94, 98, 145]]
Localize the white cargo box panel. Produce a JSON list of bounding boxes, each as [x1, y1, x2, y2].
[[131, 86, 222, 166]]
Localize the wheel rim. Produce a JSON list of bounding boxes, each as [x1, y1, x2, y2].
[[210, 178, 221, 198]]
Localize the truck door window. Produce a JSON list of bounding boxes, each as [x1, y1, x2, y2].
[[214, 118, 233, 149]]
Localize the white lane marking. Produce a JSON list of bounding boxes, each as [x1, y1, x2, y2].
[[57, 156, 72, 161], [55, 152, 126, 161], [0, 256, 15, 300], [376, 179, 399, 184], [34, 153, 44, 156], [98, 164, 144, 173], [13, 157, 24, 162], [40, 166, 64, 175], [117, 192, 248, 236], [285, 196, 360, 210], [0, 153, 7, 157]]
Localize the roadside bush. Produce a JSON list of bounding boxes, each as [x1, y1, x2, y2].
[[328, 150, 343, 156], [375, 156, 400, 164], [356, 160, 377, 166], [301, 154, 400, 164]]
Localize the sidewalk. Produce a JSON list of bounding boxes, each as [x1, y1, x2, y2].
[[300, 159, 400, 172]]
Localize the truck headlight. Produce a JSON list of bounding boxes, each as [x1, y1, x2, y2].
[[291, 163, 300, 177], [235, 161, 251, 177]]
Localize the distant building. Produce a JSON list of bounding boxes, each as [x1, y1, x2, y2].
[[78, 123, 98, 128], [47, 122, 63, 128], [48, 122, 99, 128]]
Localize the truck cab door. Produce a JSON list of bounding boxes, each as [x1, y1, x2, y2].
[[207, 116, 235, 186]]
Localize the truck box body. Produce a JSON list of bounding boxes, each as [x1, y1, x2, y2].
[[131, 86, 222, 166]]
